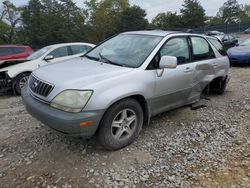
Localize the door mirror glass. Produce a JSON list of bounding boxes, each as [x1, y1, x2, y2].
[[159, 56, 177, 69], [44, 55, 54, 61]]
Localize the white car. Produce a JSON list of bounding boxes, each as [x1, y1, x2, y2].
[[0, 42, 95, 94]]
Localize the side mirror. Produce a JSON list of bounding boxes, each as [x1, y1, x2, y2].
[[159, 56, 177, 69], [44, 55, 54, 61]]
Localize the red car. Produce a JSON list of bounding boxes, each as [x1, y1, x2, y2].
[[0, 45, 33, 61]]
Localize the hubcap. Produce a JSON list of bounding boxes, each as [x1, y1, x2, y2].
[[111, 109, 137, 141], [19, 76, 29, 89]]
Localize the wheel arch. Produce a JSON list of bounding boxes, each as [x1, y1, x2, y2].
[[95, 94, 151, 135], [203, 75, 228, 94], [12, 71, 32, 94]]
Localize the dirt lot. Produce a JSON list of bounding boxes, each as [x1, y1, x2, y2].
[[0, 66, 250, 187]]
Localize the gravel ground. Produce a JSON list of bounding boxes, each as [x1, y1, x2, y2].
[[0, 66, 250, 188]]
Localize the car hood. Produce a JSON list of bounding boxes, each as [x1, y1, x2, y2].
[[227, 46, 250, 55], [33, 57, 134, 90], [0, 59, 30, 70]]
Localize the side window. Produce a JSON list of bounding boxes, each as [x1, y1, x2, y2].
[[208, 38, 227, 56], [13, 47, 25, 54], [71, 45, 88, 55], [0, 47, 14, 56], [85, 45, 93, 52], [49, 46, 68, 58], [191, 37, 215, 61], [160, 37, 190, 65]]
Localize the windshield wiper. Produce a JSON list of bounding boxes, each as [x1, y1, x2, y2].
[[84, 54, 100, 61], [99, 53, 124, 67]]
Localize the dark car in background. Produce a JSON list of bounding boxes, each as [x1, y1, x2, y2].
[[227, 39, 250, 65], [0, 45, 33, 61], [244, 28, 250, 34], [215, 34, 238, 49], [205, 30, 224, 36]]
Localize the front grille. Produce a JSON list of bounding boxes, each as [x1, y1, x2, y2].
[[29, 74, 54, 97]]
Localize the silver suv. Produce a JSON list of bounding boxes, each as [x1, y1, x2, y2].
[[22, 31, 230, 150]]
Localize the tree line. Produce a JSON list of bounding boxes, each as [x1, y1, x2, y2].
[[0, 0, 249, 49]]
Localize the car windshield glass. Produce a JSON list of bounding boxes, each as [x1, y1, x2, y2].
[[85, 34, 163, 68], [240, 39, 250, 46], [27, 47, 51, 60]]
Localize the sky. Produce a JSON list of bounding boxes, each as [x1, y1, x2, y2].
[[4, 0, 250, 21]]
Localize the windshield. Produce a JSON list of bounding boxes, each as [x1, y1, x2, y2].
[[86, 34, 163, 68], [240, 39, 250, 46], [27, 47, 52, 60]]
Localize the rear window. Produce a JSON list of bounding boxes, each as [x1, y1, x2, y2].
[[13, 47, 25, 54], [71, 45, 88, 55], [0, 47, 14, 56], [191, 37, 215, 61], [208, 38, 227, 56]]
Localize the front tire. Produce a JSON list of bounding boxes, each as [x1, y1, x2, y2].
[[13, 73, 30, 95], [97, 98, 143, 150]]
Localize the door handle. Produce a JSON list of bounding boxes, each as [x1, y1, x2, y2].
[[212, 62, 218, 67], [184, 67, 193, 73]]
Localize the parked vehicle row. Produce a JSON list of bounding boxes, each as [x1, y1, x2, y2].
[[21, 31, 230, 150], [227, 39, 250, 65], [204, 30, 250, 65], [0, 42, 95, 94], [215, 34, 238, 49]]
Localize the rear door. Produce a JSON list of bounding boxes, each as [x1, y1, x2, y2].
[[13, 47, 26, 59], [188, 36, 217, 102]]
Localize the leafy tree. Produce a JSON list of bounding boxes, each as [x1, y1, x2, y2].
[[218, 0, 243, 23], [152, 12, 182, 30], [1, 0, 21, 43], [85, 0, 129, 43], [0, 21, 11, 43], [119, 5, 148, 32], [21, 0, 87, 49], [206, 16, 223, 26], [239, 4, 250, 23], [180, 0, 206, 28]]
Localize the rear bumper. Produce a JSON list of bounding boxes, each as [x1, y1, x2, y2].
[[21, 86, 105, 138]]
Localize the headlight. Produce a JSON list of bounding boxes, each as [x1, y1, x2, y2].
[[50, 90, 93, 113]]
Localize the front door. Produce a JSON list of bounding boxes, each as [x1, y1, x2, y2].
[[151, 36, 195, 115]]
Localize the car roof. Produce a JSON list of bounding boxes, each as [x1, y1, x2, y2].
[[121, 30, 212, 38], [121, 30, 181, 37], [45, 42, 95, 48], [205, 35, 219, 39], [0, 45, 30, 48]]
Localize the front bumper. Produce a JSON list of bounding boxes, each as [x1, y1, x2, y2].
[[229, 57, 250, 64], [21, 86, 105, 138], [0, 71, 12, 92]]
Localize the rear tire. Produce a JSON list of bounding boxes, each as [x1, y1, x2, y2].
[[216, 79, 227, 95], [13, 73, 30, 95], [97, 98, 143, 150], [210, 77, 227, 95]]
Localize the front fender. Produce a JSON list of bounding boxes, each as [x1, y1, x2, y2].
[[84, 69, 155, 112]]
